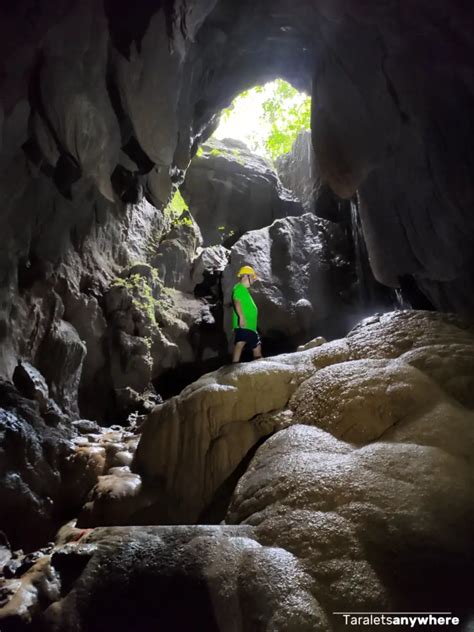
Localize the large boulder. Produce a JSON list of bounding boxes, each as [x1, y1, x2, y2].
[[150, 212, 203, 293], [134, 353, 317, 523], [224, 316, 474, 618], [182, 138, 303, 246], [0, 525, 325, 632], [226, 419, 474, 619], [191, 245, 230, 293], [133, 311, 474, 530], [222, 213, 357, 346], [36, 320, 87, 419]]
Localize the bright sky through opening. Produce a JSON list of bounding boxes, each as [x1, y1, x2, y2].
[[213, 80, 310, 160]]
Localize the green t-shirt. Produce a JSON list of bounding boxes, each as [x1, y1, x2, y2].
[[232, 283, 258, 332]]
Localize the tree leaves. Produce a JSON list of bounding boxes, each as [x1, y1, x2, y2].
[[218, 79, 311, 162], [262, 80, 311, 160]]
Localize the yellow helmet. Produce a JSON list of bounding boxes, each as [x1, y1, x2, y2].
[[237, 265, 257, 279]]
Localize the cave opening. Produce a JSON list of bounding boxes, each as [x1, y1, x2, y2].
[[142, 69, 402, 403], [152, 79, 316, 398], [212, 78, 312, 164]]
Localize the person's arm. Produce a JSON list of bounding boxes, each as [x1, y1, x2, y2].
[[234, 299, 246, 328]]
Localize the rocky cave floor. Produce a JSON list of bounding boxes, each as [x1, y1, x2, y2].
[[1, 310, 474, 631]]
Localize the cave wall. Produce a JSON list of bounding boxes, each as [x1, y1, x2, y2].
[[0, 0, 219, 393], [275, 130, 320, 214], [308, 1, 474, 310], [1, 0, 473, 401]]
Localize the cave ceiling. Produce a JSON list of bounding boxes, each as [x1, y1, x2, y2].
[[0, 0, 473, 314]]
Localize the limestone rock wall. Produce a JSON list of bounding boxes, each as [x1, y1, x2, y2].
[[0, 0, 222, 412], [308, 2, 474, 310], [275, 131, 316, 211]]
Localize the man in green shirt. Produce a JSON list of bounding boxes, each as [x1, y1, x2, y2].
[[232, 265, 262, 363]]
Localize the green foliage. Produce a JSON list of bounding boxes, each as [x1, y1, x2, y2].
[[145, 190, 193, 259], [220, 86, 263, 124], [163, 189, 196, 229], [262, 81, 311, 159], [164, 189, 189, 221], [111, 271, 160, 326], [145, 225, 163, 259], [231, 148, 246, 165], [132, 279, 156, 324], [197, 144, 245, 166], [172, 213, 193, 228], [196, 147, 204, 157], [216, 225, 235, 243], [218, 79, 311, 161]]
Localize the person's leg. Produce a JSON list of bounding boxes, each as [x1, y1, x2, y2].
[[232, 341, 246, 363], [251, 331, 263, 360]]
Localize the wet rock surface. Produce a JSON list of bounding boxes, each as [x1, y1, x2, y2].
[[0, 365, 143, 553], [134, 357, 309, 523], [74, 424, 143, 529], [0, 379, 78, 551], [1, 311, 474, 631], [1, 525, 326, 632], [134, 311, 474, 530]]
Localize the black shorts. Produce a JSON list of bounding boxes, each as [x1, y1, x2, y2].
[[234, 328, 261, 349]]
